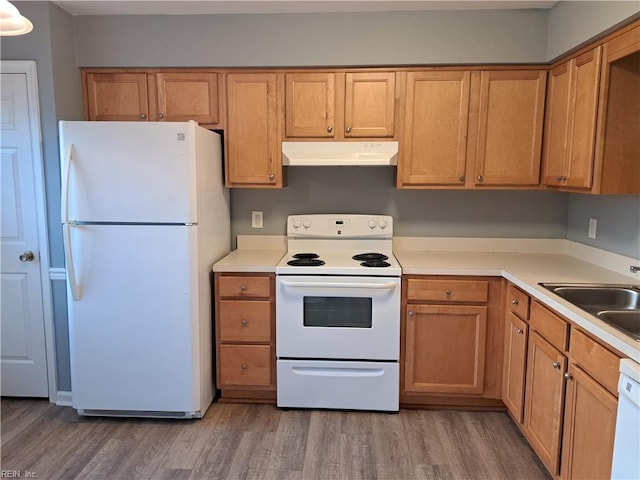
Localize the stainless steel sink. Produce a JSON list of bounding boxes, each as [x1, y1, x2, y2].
[[540, 283, 640, 341]]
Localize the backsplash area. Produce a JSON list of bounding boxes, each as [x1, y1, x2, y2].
[[230, 167, 569, 248]]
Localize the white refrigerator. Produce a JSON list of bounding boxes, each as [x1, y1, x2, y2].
[[59, 121, 230, 418]]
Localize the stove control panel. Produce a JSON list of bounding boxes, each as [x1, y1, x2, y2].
[[287, 214, 393, 238]]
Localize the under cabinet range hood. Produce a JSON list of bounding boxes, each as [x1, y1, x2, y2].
[[282, 141, 398, 167]]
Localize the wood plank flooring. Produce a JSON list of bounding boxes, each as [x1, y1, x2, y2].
[[2, 398, 550, 479]]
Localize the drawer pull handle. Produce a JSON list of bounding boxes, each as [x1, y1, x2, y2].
[[552, 362, 561, 369], [240, 285, 247, 291], [516, 328, 524, 335], [241, 364, 248, 370], [240, 319, 248, 327], [444, 289, 452, 296], [512, 299, 519, 305]]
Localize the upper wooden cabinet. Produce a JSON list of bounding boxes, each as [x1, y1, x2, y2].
[[542, 47, 602, 189], [225, 73, 283, 188], [472, 70, 547, 187], [592, 23, 640, 194], [83, 70, 223, 127], [284, 71, 396, 139], [399, 71, 471, 187]]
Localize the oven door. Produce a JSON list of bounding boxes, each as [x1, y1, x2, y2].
[[276, 275, 400, 360]]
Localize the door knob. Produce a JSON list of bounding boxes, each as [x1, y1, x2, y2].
[[19, 251, 35, 262]]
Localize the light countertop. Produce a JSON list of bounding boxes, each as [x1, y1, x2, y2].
[[213, 235, 639, 361]]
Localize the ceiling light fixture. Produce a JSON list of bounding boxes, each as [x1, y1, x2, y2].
[[0, 0, 33, 36]]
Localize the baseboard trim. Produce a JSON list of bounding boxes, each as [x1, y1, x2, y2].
[[56, 390, 72, 407]]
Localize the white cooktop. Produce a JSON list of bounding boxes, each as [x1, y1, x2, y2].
[[276, 214, 402, 276]]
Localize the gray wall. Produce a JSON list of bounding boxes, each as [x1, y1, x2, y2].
[[75, 9, 549, 67], [547, 1, 640, 60], [231, 167, 568, 245], [567, 195, 640, 258]]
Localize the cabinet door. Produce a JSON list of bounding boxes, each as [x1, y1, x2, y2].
[[85, 73, 149, 121], [285, 73, 335, 137], [542, 62, 572, 187], [226, 73, 281, 187], [560, 365, 617, 480], [399, 71, 470, 186], [344, 72, 395, 137], [405, 304, 487, 394], [565, 47, 601, 189], [523, 331, 567, 476], [502, 312, 528, 423], [474, 70, 546, 186], [154, 72, 220, 124]]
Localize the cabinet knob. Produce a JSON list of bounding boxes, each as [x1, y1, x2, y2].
[[458, 175, 465, 182], [240, 319, 248, 327], [516, 328, 524, 335], [269, 174, 275, 181], [552, 362, 561, 369], [327, 126, 333, 133], [157, 113, 164, 119], [444, 289, 452, 296], [477, 175, 483, 182], [345, 126, 351, 134], [564, 372, 573, 380], [240, 285, 247, 291], [512, 299, 519, 305], [139, 113, 147, 119], [241, 364, 248, 370], [408, 311, 415, 317]]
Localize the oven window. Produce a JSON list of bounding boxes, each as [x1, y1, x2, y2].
[[303, 297, 373, 328]]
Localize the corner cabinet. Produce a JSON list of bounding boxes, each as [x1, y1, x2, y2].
[[225, 73, 284, 188], [284, 71, 397, 139], [214, 273, 276, 403], [82, 70, 223, 127], [401, 276, 504, 407]]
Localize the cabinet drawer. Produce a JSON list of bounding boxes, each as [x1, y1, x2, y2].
[[218, 275, 271, 298], [507, 284, 530, 320], [530, 301, 569, 352], [219, 345, 272, 387], [570, 329, 620, 395], [219, 300, 271, 342], [406, 279, 489, 303]]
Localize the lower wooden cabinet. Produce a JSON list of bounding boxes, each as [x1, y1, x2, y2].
[[405, 304, 487, 394], [214, 273, 276, 402], [560, 364, 618, 480], [523, 331, 568, 475], [502, 312, 529, 423]]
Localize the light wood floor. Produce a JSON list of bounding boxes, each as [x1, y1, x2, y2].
[[2, 398, 550, 480]]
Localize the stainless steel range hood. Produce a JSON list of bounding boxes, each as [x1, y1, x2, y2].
[[282, 141, 398, 167]]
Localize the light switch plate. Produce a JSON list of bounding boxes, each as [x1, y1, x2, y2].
[[252, 211, 263, 229], [588, 218, 597, 239]]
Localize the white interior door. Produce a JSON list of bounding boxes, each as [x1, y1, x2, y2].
[[1, 69, 49, 397]]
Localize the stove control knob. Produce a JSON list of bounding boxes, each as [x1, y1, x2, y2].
[[368, 219, 377, 229], [292, 218, 301, 229], [378, 218, 388, 229], [303, 218, 312, 229]]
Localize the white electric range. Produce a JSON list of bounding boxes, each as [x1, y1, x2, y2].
[[275, 214, 401, 412]]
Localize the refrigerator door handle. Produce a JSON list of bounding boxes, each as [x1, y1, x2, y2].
[[63, 223, 81, 301], [61, 143, 74, 224]]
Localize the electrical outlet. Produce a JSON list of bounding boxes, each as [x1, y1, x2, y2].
[[588, 218, 597, 239], [252, 211, 263, 229]]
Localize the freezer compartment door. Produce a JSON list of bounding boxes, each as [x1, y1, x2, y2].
[[59, 121, 208, 223], [67, 224, 206, 413], [277, 359, 399, 412]]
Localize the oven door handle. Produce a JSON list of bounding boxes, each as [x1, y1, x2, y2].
[[279, 280, 397, 290]]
